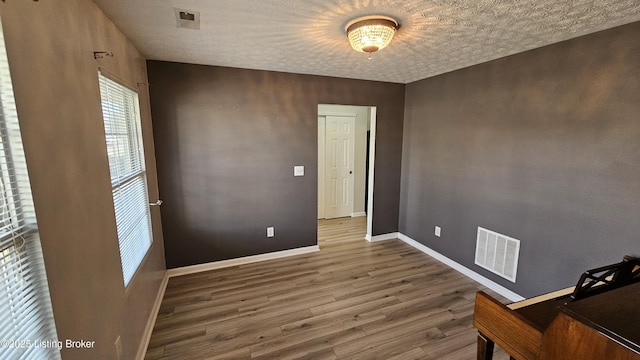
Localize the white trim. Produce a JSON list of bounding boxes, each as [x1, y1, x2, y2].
[[318, 116, 325, 220], [369, 232, 400, 242], [365, 107, 377, 240], [167, 246, 320, 278], [317, 110, 358, 117], [397, 233, 525, 302], [351, 212, 367, 218], [136, 271, 169, 360]]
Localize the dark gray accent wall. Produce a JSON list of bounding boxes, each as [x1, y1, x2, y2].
[[401, 22, 640, 297], [148, 62, 405, 269]]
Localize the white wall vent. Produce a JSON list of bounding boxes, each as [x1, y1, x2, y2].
[[475, 227, 520, 282]]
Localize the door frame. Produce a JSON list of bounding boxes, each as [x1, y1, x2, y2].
[[317, 105, 377, 241], [365, 107, 376, 242], [318, 116, 326, 219]]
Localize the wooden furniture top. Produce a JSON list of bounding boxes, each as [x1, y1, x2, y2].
[[563, 282, 640, 354], [473, 282, 640, 360]]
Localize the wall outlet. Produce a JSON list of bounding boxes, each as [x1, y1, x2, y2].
[[267, 227, 274, 238], [294, 165, 304, 177], [435, 226, 441, 237], [114, 335, 123, 360]]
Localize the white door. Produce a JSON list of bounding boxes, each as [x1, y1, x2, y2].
[[318, 116, 325, 219], [324, 116, 355, 219]]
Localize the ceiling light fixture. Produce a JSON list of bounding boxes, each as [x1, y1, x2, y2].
[[345, 16, 399, 59]]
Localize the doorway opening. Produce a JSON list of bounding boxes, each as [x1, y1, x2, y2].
[[317, 104, 377, 241]]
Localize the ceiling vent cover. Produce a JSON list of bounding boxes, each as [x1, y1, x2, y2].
[[174, 8, 200, 30], [475, 227, 520, 282]]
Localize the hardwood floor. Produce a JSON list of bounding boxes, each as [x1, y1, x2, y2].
[[145, 217, 510, 360]]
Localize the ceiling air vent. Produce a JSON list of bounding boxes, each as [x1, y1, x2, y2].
[[174, 8, 200, 30], [475, 227, 520, 282]]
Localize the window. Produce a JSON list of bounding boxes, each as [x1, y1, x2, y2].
[[0, 18, 61, 360], [98, 73, 152, 287]]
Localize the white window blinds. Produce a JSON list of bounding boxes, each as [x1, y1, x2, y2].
[[98, 73, 152, 287], [0, 18, 61, 360]]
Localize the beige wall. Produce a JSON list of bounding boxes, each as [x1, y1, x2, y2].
[[0, 1, 165, 359]]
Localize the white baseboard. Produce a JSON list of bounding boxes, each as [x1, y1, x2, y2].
[[167, 245, 321, 278], [136, 271, 169, 360], [397, 233, 524, 302], [368, 232, 400, 242], [351, 212, 367, 218]]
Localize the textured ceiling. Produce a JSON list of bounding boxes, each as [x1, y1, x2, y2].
[[94, 0, 640, 84]]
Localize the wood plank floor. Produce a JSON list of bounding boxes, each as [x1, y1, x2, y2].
[[145, 217, 510, 360]]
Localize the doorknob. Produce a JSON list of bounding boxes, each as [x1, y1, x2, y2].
[[349, 171, 353, 174]]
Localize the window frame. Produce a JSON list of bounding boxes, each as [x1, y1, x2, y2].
[[98, 71, 153, 288]]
